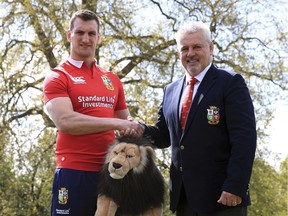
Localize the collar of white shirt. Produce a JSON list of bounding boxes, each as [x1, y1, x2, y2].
[[67, 57, 97, 69], [185, 62, 212, 85]]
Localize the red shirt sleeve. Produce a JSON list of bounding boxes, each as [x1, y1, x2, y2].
[[43, 70, 69, 104]]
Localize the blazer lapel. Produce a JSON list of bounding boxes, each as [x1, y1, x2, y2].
[[172, 77, 186, 137], [181, 65, 218, 136]]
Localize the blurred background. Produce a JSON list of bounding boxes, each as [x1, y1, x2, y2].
[[0, 0, 287, 215]]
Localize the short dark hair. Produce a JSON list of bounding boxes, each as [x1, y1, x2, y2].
[[69, 9, 100, 32]]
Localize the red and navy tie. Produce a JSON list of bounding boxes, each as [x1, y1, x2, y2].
[[180, 77, 196, 130]]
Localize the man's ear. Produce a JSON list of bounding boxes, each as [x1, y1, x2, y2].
[[209, 42, 214, 56], [66, 31, 71, 42], [177, 50, 181, 59], [97, 32, 101, 45]]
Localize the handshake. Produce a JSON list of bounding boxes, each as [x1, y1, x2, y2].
[[118, 116, 145, 138]]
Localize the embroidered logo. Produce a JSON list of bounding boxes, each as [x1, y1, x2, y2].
[[101, 75, 114, 90], [71, 76, 86, 84], [207, 106, 220, 125], [58, 187, 68, 205], [56, 208, 70, 215]]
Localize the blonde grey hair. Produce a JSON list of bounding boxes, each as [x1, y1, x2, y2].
[[175, 21, 212, 45]]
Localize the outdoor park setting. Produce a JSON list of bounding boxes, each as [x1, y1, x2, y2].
[[0, 0, 287, 215]]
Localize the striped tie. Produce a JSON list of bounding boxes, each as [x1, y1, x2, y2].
[[180, 77, 196, 130]]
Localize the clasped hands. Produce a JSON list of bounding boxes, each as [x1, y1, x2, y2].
[[118, 116, 144, 137]]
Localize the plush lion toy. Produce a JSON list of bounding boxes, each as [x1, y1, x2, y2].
[[95, 136, 165, 216]]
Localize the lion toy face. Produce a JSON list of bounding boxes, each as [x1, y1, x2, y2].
[[107, 142, 151, 179], [95, 136, 165, 216]]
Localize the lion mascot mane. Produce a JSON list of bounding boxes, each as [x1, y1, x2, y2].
[[95, 136, 165, 216]]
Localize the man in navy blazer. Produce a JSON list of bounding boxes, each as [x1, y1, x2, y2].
[[142, 21, 256, 215]]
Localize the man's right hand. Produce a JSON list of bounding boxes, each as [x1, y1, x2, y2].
[[118, 116, 145, 137]]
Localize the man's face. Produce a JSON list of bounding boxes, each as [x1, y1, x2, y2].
[[67, 17, 101, 60], [177, 31, 213, 76]]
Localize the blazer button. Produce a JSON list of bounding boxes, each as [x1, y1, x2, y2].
[[179, 167, 183, 172], [180, 145, 184, 150]]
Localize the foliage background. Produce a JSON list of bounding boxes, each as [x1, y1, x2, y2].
[[0, 0, 287, 215]]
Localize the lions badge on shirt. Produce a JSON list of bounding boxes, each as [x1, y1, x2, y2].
[[58, 187, 68, 205], [207, 106, 220, 125], [101, 75, 114, 90]]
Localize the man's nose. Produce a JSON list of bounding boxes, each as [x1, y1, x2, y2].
[[82, 33, 89, 42], [187, 47, 195, 57]]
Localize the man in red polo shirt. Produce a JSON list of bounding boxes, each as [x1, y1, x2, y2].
[[43, 9, 143, 216]]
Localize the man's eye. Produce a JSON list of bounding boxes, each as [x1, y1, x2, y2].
[[193, 45, 202, 50]]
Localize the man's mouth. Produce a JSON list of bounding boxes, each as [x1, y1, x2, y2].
[[187, 58, 198, 64], [80, 44, 91, 48]]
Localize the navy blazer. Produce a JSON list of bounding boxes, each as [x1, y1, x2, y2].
[[144, 64, 257, 213]]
